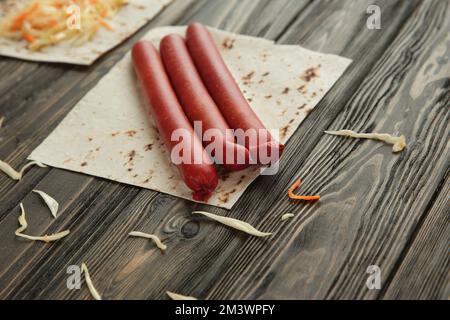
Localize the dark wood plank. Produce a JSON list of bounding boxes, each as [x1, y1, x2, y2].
[[381, 172, 450, 300], [0, 0, 313, 299], [0, 0, 447, 301], [5, 0, 422, 300], [239, 0, 312, 40], [0, 0, 207, 218], [206, 0, 449, 300], [0, 0, 206, 295]]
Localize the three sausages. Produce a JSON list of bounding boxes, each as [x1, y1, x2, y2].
[[132, 23, 284, 201], [132, 41, 218, 201]]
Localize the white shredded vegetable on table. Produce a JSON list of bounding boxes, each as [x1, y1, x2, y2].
[[0, 116, 4, 128], [129, 231, 167, 251], [325, 130, 407, 153], [193, 211, 273, 237], [81, 263, 102, 300], [16, 203, 28, 234], [0, 0, 127, 51], [166, 291, 198, 301], [15, 202, 70, 243], [281, 213, 295, 221], [33, 190, 59, 218], [0, 160, 46, 180]]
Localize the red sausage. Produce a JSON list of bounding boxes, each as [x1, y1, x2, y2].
[[185, 23, 285, 165], [160, 34, 250, 172], [132, 41, 218, 201]]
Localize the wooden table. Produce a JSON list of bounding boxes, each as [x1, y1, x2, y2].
[[0, 0, 448, 300]]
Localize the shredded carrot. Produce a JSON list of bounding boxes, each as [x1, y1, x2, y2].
[[288, 179, 320, 201], [10, 5, 36, 32], [98, 18, 114, 30], [14, 2, 41, 28], [10, 15, 27, 32], [0, 0, 125, 51], [100, 7, 109, 17], [23, 34, 35, 43], [31, 19, 58, 30], [52, 1, 64, 9], [9, 2, 41, 31]]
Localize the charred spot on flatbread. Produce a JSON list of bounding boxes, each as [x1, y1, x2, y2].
[[301, 65, 321, 82], [222, 38, 236, 50], [242, 71, 255, 85], [280, 125, 290, 139], [297, 84, 307, 94], [144, 143, 153, 151], [125, 130, 137, 137]]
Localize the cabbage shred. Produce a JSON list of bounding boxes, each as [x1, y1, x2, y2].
[[0, 0, 127, 51]]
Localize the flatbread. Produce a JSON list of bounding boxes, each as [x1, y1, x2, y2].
[[29, 26, 352, 209], [0, 0, 173, 65]]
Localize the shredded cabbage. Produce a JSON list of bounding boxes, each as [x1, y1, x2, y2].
[[0, 0, 127, 51], [33, 190, 59, 218], [325, 130, 407, 153], [281, 213, 294, 221], [193, 211, 273, 237], [0, 160, 46, 180], [166, 291, 198, 300], [129, 231, 167, 251], [81, 263, 102, 300], [15, 202, 70, 243]]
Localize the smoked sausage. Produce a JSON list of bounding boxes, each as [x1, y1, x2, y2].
[[132, 41, 218, 201], [185, 23, 285, 165], [160, 34, 250, 171]]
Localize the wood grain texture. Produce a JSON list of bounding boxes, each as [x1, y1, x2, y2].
[[0, 0, 207, 218], [218, 0, 449, 300], [381, 172, 450, 300], [0, 0, 206, 296], [0, 0, 448, 300]]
